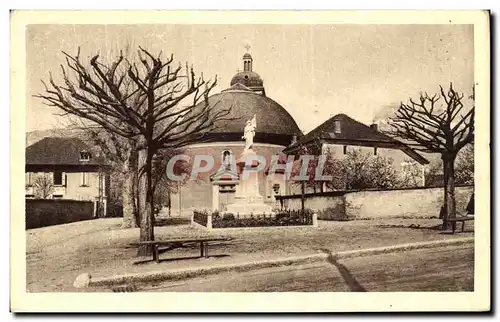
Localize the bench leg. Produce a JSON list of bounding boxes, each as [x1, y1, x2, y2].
[[204, 243, 209, 258], [452, 222, 456, 234], [153, 245, 160, 264], [462, 221, 466, 232], [200, 242, 204, 258]]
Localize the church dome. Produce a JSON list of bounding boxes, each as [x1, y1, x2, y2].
[[230, 71, 264, 88], [193, 87, 302, 146]]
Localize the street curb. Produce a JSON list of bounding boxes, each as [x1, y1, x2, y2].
[[81, 237, 474, 288]]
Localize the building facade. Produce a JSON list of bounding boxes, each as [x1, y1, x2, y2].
[[284, 113, 429, 193], [25, 137, 109, 217]]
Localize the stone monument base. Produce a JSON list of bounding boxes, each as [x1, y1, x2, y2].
[[224, 196, 274, 217]]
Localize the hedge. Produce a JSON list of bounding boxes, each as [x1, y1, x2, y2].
[[193, 209, 314, 228], [26, 199, 95, 229]]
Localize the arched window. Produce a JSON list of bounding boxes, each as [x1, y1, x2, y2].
[[222, 150, 232, 169]]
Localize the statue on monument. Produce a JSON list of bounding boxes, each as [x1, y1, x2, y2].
[[225, 113, 273, 216], [242, 114, 257, 151]]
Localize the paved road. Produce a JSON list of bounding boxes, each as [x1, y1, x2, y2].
[[111, 244, 474, 292]]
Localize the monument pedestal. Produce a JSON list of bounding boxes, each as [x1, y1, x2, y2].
[[224, 148, 274, 216]]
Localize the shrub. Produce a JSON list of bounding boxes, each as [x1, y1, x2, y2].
[[212, 209, 314, 228], [222, 213, 235, 221]]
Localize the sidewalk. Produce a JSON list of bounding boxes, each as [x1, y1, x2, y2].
[[26, 217, 474, 292]]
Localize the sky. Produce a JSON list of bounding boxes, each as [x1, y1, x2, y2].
[[26, 24, 474, 134]]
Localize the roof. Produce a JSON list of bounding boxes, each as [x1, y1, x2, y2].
[[230, 71, 264, 88], [286, 114, 429, 165], [194, 89, 303, 137], [26, 137, 107, 166]]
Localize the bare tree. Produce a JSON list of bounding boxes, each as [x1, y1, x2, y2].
[[151, 148, 192, 217], [387, 83, 474, 229], [62, 117, 140, 228], [35, 47, 232, 255], [33, 173, 54, 199], [90, 129, 139, 228]]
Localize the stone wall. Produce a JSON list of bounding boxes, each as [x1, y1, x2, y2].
[[277, 186, 474, 219], [344, 186, 473, 219]]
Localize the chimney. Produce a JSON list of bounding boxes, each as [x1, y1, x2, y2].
[[370, 123, 378, 131]]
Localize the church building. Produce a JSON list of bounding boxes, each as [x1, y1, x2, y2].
[[169, 52, 429, 215], [169, 52, 302, 215]]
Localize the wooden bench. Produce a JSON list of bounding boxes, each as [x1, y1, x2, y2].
[[130, 237, 232, 263], [447, 216, 474, 234]]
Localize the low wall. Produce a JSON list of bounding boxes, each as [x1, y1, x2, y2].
[[26, 199, 95, 229], [280, 193, 346, 220], [345, 186, 473, 219], [277, 186, 474, 220]]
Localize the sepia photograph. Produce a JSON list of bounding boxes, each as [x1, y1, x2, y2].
[[10, 10, 490, 312]]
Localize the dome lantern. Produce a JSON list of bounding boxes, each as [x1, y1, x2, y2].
[[230, 51, 265, 96], [243, 53, 253, 72]]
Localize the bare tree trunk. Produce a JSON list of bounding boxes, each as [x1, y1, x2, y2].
[[446, 156, 457, 218], [132, 150, 140, 227], [121, 142, 139, 228], [167, 189, 171, 217], [137, 147, 155, 257], [301, 181, 305, 214], [121, 172, 137, 228], [441, 155, 457, 230], [136, 149, 152, 256]]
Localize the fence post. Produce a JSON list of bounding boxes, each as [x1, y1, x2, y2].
[[312, 212, 318, 227], [191, 212, 194, 225], [207, 212, 213, 230]]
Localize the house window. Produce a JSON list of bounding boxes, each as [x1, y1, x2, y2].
[[333, 120, 342, 134], [53, 171, 63, 186], [81, 172, 89, 187], [80, 150, 91, 161], [343, 146, 347, 155], [374, 147, 378, 155]]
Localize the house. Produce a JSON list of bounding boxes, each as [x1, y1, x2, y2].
[[25, 137, 110, 217], [284, 113, 430, 190]]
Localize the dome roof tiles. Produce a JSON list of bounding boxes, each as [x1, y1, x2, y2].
[[195, 90, 302, 137]]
